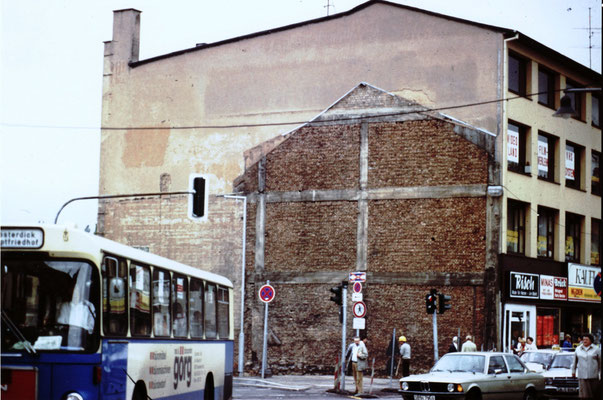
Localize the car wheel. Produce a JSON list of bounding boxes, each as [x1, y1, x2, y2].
[[465, 390, 482, 400], [523, 389, 537, 400]]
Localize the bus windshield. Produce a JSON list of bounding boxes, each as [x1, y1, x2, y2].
[[1, 257, 100, 353]]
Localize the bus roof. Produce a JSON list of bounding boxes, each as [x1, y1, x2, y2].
[[1, 223, 233, 288]]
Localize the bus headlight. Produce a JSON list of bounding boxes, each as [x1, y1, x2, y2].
[[401, 381, 409, 391], [64, 393, 84, 400]]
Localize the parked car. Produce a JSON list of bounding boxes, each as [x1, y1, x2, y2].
[[520, 349, 557, 373], [543, 352, 579, 398], [399, 352, 544, 400]]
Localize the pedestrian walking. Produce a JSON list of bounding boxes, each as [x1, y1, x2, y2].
[[448, 336, 459, 353], [461, 335, 477, 352], [399, 336, 411, 377], [572, 333, 601, 400], [350, 336, 368, 395]]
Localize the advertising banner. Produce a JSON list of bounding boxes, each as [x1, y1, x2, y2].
[[540, 275, 567, 300], [565, 147, 575, 181], [568, 263, 601, 302], [507, 125, 519, 163]]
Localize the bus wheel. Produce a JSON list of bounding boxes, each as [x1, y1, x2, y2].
[[204, 373, 214, 400], [132, 380, 147, 400]]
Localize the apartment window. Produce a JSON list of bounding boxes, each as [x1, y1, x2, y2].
[[508, 53, 527, 96], [538, 67, 555, 108], [537, 207, 556, 259], [592, 219, 600, 266], [537, 132, 557, 182], [565, 142, 583, 190], [565, 213, 583, 262], [592, 151, 601, 196], [507, 121, 529, 174], [565, 80, 584, 121], [507, 200, 526, 254], [592, 94, 600, 127]]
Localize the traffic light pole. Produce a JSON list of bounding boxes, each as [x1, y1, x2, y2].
[[340, 282, 348, 392], [433, 310, 439, 362]]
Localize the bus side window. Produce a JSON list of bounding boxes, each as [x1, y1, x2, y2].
[[102, 256, 127, 336], [152, 268, 171, 337], [189, 279, 204, 338], [172, 274, 188, 338], [217, 286, 230, 339], [129, 264, 151, 336], [204, 283, 217, 339]]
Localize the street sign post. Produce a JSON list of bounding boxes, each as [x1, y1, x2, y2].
[[349, 272, 366, 282], [259, 284, 275, 303], [353, 301, 367, 318], [259, 281, 275, 378]]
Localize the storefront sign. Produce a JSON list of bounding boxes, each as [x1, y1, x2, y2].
[[510, 272, 539, 298], [540, 275, 567, 300], [568, 263, 601, 302]]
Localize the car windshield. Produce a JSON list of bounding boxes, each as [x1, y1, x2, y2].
[[550, 355, 573, 369], [520, 352, 554, 366], [432, 354, 485, 373], [1, 256, 100, 353]]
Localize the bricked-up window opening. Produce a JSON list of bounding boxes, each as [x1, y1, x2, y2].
[[189, 279, 204, 338], [592, 151, 601, 196], [565, 142, 584, 190], [102, 256, 127, 336], [537, 206, 557, 259], [507, 121, 529, 174], [592, 94, 600, 128], [152, 268, 171, 337], [538, 67, 556, 108], [565, 213, 583, 262], [537, 132, 557, 182], [591, 219, 601, 266], [130, 264, 151, 336], [565, 80, 584, 121], [172, 274, 188, 338], [204, 283, 217, 339], [507, 200, 526, 255], [217, 286, 230, 339], [508, 52, 527, 97]]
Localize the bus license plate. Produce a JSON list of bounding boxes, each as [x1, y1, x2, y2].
[[559, 387, 577, 392], [414, 395, 435, 400]]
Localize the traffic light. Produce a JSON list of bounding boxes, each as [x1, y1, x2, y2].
[[425, 292, 437, 314], [330, 285, 342, 305], [192, 177, 206, 217], [438, 293, 451, 314]]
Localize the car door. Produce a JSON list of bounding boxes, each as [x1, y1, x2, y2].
[[504, 354, 532, 399], [486, 355, 511, 400]]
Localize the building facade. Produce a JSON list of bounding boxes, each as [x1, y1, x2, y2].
[[98, 0, 601, 372]]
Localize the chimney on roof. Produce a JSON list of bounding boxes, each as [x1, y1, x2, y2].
[[107, 9, 141, 64]]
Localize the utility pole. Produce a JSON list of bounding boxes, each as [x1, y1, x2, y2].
[[324, 0, 334, 16]]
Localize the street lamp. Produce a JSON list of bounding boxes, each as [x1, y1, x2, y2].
[[553, 87, 601, 118]]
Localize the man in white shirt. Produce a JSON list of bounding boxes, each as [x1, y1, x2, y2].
[[350, 336, 368, 394], [525, 336, 538, 351], [461, 335, 477, 352], [399, 336, 411, 377]]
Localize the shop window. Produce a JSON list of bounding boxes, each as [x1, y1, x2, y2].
[[565, 80, 584, 121], [565, 213, 583, 262], [172, 274, 188, 338], [189, 279, 204, 339], [565, 142, 583, 190], [538, 67, 555, 108], [537, 309, 559, 348], [217, 286, 230, 339], [152, 268, 171, 337], [592, 94, 600, 127], [537, 132, 557, 182], [130, 264, 151, 336], [102, 255, 128, 336], [508, 52, 527, 96], [507, 200, 526, 254], [204, 283, 217, 339], [537, 206, 556, 259], [507, 121, 529, 174], [592, 151, 601, 196], [592, 219, 600, 266]]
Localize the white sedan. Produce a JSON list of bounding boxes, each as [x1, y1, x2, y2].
[[399, 352, 544, 400]]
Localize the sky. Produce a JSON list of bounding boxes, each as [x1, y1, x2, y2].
[[1, 0, 601, 229]]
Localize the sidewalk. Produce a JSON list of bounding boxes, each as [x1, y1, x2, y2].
[[235, 374, 401, 397]]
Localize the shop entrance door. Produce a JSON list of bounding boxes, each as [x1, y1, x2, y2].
[[503, 304, 536, 353]]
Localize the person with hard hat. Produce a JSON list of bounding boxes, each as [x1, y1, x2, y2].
[[399, 335, 411, 377]]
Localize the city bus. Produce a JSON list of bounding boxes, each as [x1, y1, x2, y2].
[[1, 224, 234, 400]]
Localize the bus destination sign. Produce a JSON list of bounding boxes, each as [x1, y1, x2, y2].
[[1, 228, 44, 249]]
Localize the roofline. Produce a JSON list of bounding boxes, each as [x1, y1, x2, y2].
[[130, 0, 512, 67]]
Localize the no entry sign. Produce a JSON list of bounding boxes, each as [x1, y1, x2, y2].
[[259, 284, 276, 303]]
